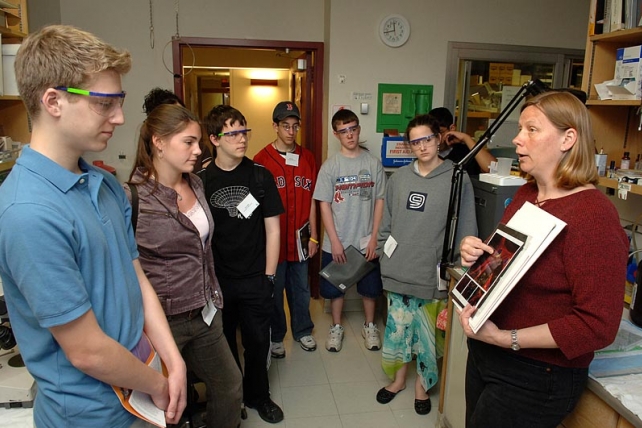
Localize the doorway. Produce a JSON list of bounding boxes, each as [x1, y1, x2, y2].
[[172, 38, 324, 296]]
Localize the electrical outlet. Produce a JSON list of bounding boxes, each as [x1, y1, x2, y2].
[[338, 74, 346, 84]]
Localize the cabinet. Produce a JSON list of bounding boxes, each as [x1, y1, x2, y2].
[[582, 25, 642, 196], [0, 0, 28, 173]]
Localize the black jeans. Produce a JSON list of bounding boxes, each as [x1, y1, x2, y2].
[[219, 274, 274, 406], [168, 309, 242, 428], [465, 339, 587, 428]]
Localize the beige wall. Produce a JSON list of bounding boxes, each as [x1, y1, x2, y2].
[[28, 0, 588, 179], [229, 69, 290, 159]]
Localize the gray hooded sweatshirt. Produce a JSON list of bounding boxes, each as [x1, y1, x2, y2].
[[377, 159, 477, 300]]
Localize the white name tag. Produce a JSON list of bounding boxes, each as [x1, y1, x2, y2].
[[383, 235, 398, 258], [237, 192, 259, 218], [285, 152, 299, 167], [201, 297, 217, 326]]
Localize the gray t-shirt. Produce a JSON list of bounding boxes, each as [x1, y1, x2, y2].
[[313, 149, 386, 253]]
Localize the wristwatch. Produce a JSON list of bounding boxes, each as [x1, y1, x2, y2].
[[266, 274, 276, 285], [510, 329, 520, 351]]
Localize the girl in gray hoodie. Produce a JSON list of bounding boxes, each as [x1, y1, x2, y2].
[[375, 114, 477, 415]]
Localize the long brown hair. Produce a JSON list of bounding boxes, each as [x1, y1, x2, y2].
[[127, 104, 200, 186]]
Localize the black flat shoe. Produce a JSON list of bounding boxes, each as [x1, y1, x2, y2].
[[376, 387, 405, 404], [414, 396, 432, 415], [246, 399, 284, 423]]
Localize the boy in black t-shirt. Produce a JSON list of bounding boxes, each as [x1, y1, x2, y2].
[[200, 105, 285, 424]]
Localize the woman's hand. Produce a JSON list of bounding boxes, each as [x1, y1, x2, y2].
[[460, 236, 494, 267], [457, 304, 503, 345]]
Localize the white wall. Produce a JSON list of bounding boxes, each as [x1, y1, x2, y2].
[[42, 0, 588, 178], [325, 0, 590, 159]]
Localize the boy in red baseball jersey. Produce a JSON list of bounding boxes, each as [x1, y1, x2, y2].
[[254, 101, 319, 358]]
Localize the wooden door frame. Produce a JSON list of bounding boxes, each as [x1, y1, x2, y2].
[[171, 37, 324, 171]]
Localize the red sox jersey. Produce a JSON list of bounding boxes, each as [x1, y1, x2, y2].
[[254, 143, 317, 263]]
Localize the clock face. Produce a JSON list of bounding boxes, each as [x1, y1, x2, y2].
[[379, 15, 410, 48]]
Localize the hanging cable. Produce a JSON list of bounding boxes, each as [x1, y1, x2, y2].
[[162, 0, 194, 78], [149, 0, 155, 49], [173, 0, 180, 40]]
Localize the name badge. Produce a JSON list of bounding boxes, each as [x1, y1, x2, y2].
[[383, 235, 398, 258], [237, 192, 259, 218], [201, 297, 217, 326], [285, 152, 299, 167]]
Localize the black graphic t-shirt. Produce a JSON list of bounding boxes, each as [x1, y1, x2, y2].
[[201, 157, 284, 278]]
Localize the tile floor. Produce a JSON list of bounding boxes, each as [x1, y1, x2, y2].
[[239, 298, 440, 428]]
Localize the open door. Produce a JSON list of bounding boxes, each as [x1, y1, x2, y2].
[[172, 38, 324, 297]]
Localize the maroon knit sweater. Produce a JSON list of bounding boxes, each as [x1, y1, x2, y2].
[[489, 182, 628, 368]]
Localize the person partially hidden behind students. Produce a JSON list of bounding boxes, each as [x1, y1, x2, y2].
[[457, 91, 628, 428], [0, 25, 186, 427], [125, 104, 243, 428], [428, 107, 496, 175]]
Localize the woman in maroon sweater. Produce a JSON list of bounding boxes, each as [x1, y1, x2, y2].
[[457, 91, 629, 428]]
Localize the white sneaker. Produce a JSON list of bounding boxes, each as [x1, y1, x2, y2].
[[298, 335, 317, 352], [325, 324, 344, 352], [270, 341, 285, 359], [362, 322, 381, 351]]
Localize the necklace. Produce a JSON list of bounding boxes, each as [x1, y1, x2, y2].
[[273, 141, 295, 154], [534, 197, 550, 206], [175, 179, 185, 201]]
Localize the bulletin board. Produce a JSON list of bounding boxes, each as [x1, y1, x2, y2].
[[376, 84, 433, 133]]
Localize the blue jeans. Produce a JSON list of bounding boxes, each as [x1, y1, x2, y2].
[[271, 260, 315, 342], [465, 339, 587, 428], [168, 309, 242, 428]]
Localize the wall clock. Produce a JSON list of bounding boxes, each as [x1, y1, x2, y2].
[[379, 14, 410, 48]]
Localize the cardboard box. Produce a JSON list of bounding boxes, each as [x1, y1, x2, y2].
[[610, 45, 642, 100]]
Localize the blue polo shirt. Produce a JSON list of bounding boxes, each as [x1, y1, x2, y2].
[[0, 146, 142, 427]]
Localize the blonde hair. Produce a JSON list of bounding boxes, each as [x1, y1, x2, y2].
[[520, 91, 598, 189], [15, 25, 132, 119]]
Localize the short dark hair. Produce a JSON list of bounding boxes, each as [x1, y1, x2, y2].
[[204, 105, 247, 138], [331, 109, 359, 131], [143, 87, 185, 115], [427, 107, 454, 128]]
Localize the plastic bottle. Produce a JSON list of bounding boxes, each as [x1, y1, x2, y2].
[[595, 148, 607, 177], [621, 152, 631, 170], [635, 154, 641, 170]]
